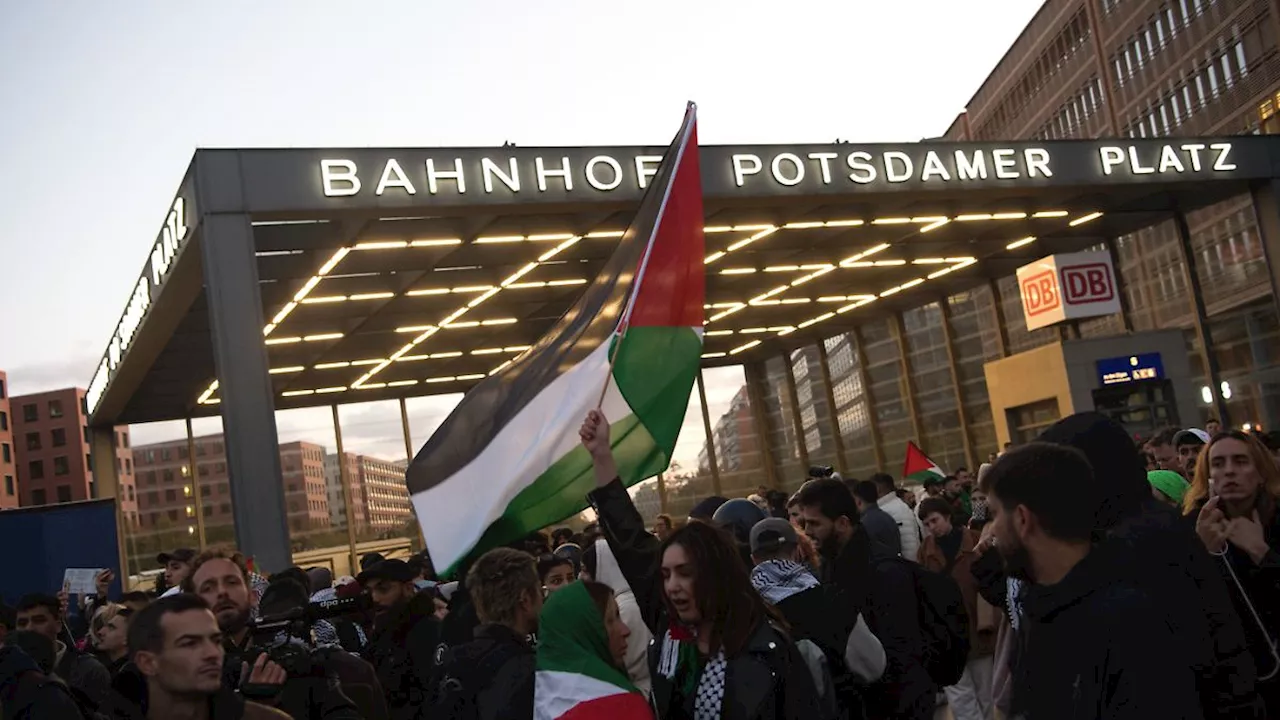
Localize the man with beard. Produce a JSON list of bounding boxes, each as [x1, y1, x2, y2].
[[187, 549, 359, 720], [796, 478, 934, 720], [984, 442, 1203, 719], [357, 558, 442, 720]]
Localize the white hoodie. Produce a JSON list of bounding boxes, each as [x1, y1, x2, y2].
[[593, 538, 653, 697]]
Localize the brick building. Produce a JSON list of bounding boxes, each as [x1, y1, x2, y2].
[[323, 452, 366, 530], [9, 387, 135, 518], [0, 372, 15, 509], [323, 452, 412, 534]]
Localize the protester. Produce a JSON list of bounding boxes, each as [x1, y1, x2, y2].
[[580, 410, 825, 719], [787, 493, 804, 526], [94, 604, 134, 680], [687, 495, 728, 523], [794, 477, 934, 720], [1185, 430, 1280, 714], [534, 580, 652, 719], [653, 514, 674, 542], [1177, 428, 1212, 478], [983, 441, 1204, 718], [355, 558, 443, 719], [538, 554, 577, 596], [921, 477, 942, 498], [0, 639, 88, 718], [102, 593, 290, 719], [1206, 418, 1223, 437], [15, 592, 111, 708], [942, 475, 972, 521], [968, 480, 991, 534], [591, 538, 653, 696], [551, 528, 575, 548], [156, 548, 196, 599], [712, 497, 767, 565], [1149, 469, 1190, 507], [869, 473, 923, 563], [434, 547, 541, 719], [1146, 426, 1184, 475], [895, 487, 917, 511], [916, 498, 994, 720], [850, 479, 903, 557]]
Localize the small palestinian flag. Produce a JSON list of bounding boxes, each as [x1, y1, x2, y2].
[[904, 441, 946, 485], [535, 582, 652, 720], [407, 104, 704, 574]]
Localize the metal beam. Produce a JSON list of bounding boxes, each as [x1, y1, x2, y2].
[[781, 353, 812, 469], [851, 327, 887, 470], [695, 370, 723, 497], [332, 405, 360, 576], [185, 418, 206, 551], [988, 279, 1011, 357], [399, 397, 415, 461], [939, 299, 977, 471], [88, 429, 128, 581], [1104, 239, 1135, 333], [815, 341, 849, 472], [891, 313, 926, 445], [743, 362, 780, 490], [200, 211, 290, 572], [1172, 210, 1230, 426], [656, 473, 670, 516]]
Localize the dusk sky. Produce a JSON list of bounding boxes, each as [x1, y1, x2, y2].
[[0, 1, 1042, 466]]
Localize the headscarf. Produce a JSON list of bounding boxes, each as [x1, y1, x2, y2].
[[1147, 470, 1190, 505], [536, 581, 639, 694]]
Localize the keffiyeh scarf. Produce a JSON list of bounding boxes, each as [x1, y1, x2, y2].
[[1007, 577, 1024, 631], [749, 559, 820, 605], [657, 621, 727, 720]]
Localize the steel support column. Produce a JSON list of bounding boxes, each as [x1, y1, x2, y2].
[[88, 429, 128, 580], [815, 341, 849, 472], [939, 300, 977, 471], [1105, 239, 1135, 333], [399, 397, 415, 461], [781, 354, 812, 470], [185, 418, 206, 551], [988, 279, 1011, 358], [332, 405, 360, 577], [656, 473, 670, 516], [851, 328, 887, 471], [696, 370, 723, 496], [743, 362, 780, 490], [1173, 210, 1230, 426], [200, 211, 289, 572], [891, 313, 925, 445]]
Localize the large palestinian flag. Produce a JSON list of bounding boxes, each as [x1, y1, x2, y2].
[[407, 105, 704, 574], [903, 441, 946, 485]]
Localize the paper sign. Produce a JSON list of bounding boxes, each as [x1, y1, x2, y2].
[[62, 568, 105, 595]]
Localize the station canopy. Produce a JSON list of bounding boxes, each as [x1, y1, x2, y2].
[[86, 135, 1280, 425]]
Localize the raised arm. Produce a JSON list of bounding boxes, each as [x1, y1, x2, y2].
[[580, 410, 664, 631]]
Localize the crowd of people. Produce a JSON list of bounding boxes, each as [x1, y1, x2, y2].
[[0, 409, 1276, 719]]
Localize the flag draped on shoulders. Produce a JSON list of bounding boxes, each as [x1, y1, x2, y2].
[[406, 104, 705, 574], [903, 441, 946, 485], [535, 582, 653, 720]]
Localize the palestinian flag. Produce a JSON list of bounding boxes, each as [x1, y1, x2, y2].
[[903, 441, 946, 485], [535, 582, 652, 720], [407, 105, 704, 574]]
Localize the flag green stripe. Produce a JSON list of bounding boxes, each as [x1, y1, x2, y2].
[[610, 325, 702, 453]]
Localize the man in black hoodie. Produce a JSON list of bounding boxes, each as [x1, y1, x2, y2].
[[1035, 412, 1261, 719], [358, 558, 444, 720]]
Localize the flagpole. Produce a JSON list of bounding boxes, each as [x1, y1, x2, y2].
[[596, 102, 698, 410]]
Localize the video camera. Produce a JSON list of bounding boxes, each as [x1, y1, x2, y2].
[[808, 465, 835, 479], [244, 594, 370, 677]]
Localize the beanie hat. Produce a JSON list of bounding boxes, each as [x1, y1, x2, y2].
[[1147, 470, 1190, 505]]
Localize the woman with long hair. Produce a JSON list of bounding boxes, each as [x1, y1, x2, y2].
[[534, 580, 652, 719], [1185, 430, 1280, 714], [580, 410, 823, 720]]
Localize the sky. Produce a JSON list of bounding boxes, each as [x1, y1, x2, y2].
[[0, 0, 1042, 465]]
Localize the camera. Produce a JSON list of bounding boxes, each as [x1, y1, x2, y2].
[[244, 594, 370, 678], [808, 465, 835, 479]]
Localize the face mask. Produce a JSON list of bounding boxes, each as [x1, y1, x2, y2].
[[971, 498, 989, 522]]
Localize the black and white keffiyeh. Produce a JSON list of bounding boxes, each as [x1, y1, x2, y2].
[[657, 626, 727, 720], [749, 558, 820, 605]]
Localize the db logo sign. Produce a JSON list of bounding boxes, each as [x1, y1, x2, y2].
[[1021, 270, 1060, 317], [1061, 263, 1114, 305]]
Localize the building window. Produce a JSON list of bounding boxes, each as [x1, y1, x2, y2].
[[51, 428, 66, 448], [53, 456, 69, 476], [168, 509, 178, 522], [25, 433, 40, 451], [0, 411, 6, 431], [47, 400, 63, 419], [27, 461, 43, 480], [165, 489, 176, 502], [163, 469, 174, 483], [125, 459, 132, 474], [31, 488, 46, 505], [3, 476, 11, 496], [1, 444, 8, 463], [21, 404, 36, 423], [0, 378, 5, 399], [56, 485, 71, 503], [128, 485, 135, 501], [121, 432, 130, 449]]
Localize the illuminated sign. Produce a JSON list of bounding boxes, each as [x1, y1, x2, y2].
[[87, 195, 192, 414], [1015, 250, 1122, 331], [1098, 142, 1236, 176], [1097, 354, 1165, 385]]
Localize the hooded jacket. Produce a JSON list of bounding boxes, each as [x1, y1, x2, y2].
[[364, 590, 444, 720], [592, 538, 653, 697], [53, 640, 111, 709], [100, 663, 290, 720], [1036, 412, 1261, 719], [0, 644, 87, 720], [876, 493, 922, 562]]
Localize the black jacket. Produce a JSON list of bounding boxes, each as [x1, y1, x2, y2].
[[435, 622, 535, 720], [588, 478, 825, 720], [54, 642, 112, 710], [0, 645, 87, 720], [364, 590, 444, 720], [822, 527, 933, 720], [1012, 547, 1204, 720], [770, 582, 866, 720], [100, 666, 290, 719]]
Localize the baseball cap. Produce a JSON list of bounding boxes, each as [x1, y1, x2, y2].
[[356, 559, 415, 585], [1173, 428, 1211, 447], [157, 548, 196, 566], [750, 518, 799, 556], [1148, 470, 1190, 505], [359, 552, 386, 571]]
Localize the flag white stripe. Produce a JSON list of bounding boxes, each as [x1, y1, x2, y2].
[[535, 670, 632, 720]]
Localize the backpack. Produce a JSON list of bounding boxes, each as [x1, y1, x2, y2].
[[896, 558, 971, 686], [434, 639, 526, 720], [794, 638, 838, 720]]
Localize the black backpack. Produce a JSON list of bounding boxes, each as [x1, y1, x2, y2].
[[888, 557, 971, 686], [434, 639, 526, 720]]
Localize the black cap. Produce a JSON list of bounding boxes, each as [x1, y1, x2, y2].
[[157, 548, 196, 566], [359, 552, 386, 572], [357, 559, 415, 585], [750, 518, 800, 555]]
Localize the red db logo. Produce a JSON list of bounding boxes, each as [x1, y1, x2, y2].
[[1021, 270, 1059, 317], [1062, 263, 1114, 305]]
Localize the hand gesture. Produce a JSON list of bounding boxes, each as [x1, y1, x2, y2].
[[1196, 496, 1229, 554], [975, 521, 998, 554], [1226, 510, 1271, 563], [241, 653, 288, 687], [580, 410, 618, 489], [95, 569, 114, 598], [56, 588, 69, 619]]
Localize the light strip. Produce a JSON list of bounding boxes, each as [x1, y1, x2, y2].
[[1006, 236, 1037, 250], [721, 267, 756, 275], [919, 219, 950, 233], [701, 352, 727, 359], [303, 333, 343, 342], [1031, 210, 1069, 218], [729, 340, 762, 355], [1069, 211, 1103, 226], [265, 336, 302, 345], [726, 227, 777, 252], [410, 238, 463, 247], [355, 240, 408, 250], [269, 366, 305, 374]]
